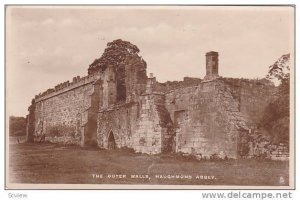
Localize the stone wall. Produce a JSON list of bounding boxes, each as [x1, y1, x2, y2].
[[26, 40, 279, 158], [26, 100, 35, 143], [28, 73, 276, 158], [96, 91, 174, 155], [154, 77, 202, 93], [163, 78, 276, 158], [165, 79, 250, 159], [96, 103, 139, 149], [222, 78, 277, 126], [133, 92, 174, 154], [124, 54, 147, 103], [101, 66, 117, 108], [32, 73, 100, 146]]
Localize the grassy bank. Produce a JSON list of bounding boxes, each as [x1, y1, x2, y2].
[[9, 143, 289, 186]]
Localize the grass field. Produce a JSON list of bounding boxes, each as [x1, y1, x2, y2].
[[8, 143, 289, 186]]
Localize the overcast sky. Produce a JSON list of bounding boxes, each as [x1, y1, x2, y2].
[[6, 6, 294, 117]]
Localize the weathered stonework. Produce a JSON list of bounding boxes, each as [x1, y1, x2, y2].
[[26, 39, 277, 158], [32, 73, 100, 145]]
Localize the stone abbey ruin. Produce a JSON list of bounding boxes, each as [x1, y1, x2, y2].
[[26, 39, 281, 159]]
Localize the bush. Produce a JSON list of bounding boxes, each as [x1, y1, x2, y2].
[[9, 116, 27, 136]]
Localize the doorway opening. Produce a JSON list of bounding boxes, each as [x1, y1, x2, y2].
[[108, 131, 116, 150]]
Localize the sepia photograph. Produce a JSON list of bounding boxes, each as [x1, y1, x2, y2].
[[5, 5, 295, 189]]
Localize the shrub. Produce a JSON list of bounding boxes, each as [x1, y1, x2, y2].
[[9, 116, 27, 136]]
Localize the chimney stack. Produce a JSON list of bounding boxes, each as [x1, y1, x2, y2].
[[204, 51, 220, 81], [206, 51, 219, 76]]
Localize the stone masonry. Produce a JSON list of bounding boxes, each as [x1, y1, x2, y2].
[[26, 39, 277, 159]]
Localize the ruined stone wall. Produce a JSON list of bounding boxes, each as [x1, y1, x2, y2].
[[222, 78, 277, 126], [133, 93, 174, 154], [125, 55, 147, 103], [239, 81, 277, 126], [165, 80, 249, 158], [154, 77, 202, 93], [163, 78, 276, 158], [26, 40, 278, 158], [101, 66, 117, 108], [33, 73, 100, 145], [26, 100, 35, 143], [96, 91, 174, 155], [96, 103, 140, 149]]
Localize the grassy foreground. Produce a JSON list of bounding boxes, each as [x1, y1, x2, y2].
[[9, 143, 289, 186]]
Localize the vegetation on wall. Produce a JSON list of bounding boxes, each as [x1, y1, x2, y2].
[[88, 39, 141, 74]]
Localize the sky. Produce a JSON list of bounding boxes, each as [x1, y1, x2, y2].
[[6, 6, 294, 117]]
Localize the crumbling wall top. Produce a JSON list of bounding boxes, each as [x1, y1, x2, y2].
[[34, 72, 100, 102], [221, 77, 276, 88], [154, 77, 202, 93]]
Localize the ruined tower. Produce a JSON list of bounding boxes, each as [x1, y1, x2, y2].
[[204, 51, 219, 80]]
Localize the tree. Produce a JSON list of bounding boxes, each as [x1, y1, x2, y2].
[[261, 54, 290, 145], [266, 54, 290, 84], [87, 39, 141, 75], [9, 116, 27, 136]]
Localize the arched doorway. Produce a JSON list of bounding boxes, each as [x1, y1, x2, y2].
[[108, 131, 116, 150]]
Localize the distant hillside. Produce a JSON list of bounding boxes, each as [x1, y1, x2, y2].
[[9, 116, 27, 136]]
